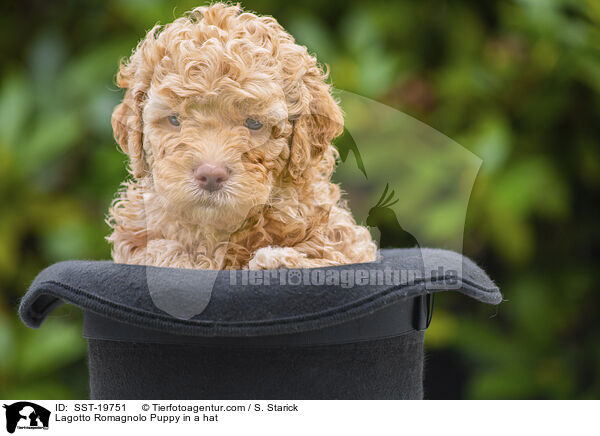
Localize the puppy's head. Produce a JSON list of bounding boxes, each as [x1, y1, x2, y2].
[[112, 4, 343, 230]]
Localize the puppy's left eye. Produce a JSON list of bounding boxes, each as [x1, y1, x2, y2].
[[167, 115, 180, 127], [244, 118, 262, 130]]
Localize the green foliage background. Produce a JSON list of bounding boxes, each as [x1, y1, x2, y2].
[[0, 0, 598, 399]]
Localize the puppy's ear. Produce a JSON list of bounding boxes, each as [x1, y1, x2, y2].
[[111, 26, 161, 180], [111, 88, 146, 179], [287, 65, 344, 181]]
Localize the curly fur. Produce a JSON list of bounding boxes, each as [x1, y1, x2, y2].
[[106, 3, 377, 269]]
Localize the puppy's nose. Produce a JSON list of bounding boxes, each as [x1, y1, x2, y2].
[[194, 163, 230, 192]]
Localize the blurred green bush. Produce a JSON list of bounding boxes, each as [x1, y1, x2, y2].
[[0, 0, 598, 399]]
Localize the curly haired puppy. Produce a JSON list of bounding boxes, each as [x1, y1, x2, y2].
[[107, 3, 377, 269]]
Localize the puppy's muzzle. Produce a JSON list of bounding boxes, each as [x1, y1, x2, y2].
[[194, 163, 230, 192]]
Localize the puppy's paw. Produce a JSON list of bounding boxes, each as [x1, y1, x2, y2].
[[247, 246, 307, 270]]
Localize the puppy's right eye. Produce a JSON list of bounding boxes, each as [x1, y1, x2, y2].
[[167, 115, 180, 127], [244, 118, 262, 130]]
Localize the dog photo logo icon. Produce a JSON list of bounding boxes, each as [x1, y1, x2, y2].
[[3, 402, 50, 434]]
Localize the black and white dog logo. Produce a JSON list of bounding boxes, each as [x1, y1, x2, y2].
[[3, 402, 50, 433]]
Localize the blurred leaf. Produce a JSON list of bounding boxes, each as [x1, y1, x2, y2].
[[19, 111, 83, 176], [0, 72, 34, 147], [468, 364, 537, 399], [40, 218, 95, 261], [0, 315, 16, 372], [468, 116, 511, 175], [288, 14, 336, 62], [2, 381, 76, 401], [18, 320, 86, 378]]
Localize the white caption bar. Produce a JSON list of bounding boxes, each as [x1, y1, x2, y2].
[[1, 400, 596, 436]]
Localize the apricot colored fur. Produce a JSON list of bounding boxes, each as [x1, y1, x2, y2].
[[107, 3, 377, 269]]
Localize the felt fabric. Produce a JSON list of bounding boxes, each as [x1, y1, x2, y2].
[[18, 248, 500, 400], [87, 332, 425, 400], [20, 248, 501, 337]]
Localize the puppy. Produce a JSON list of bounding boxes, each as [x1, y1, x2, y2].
[[107, 3, 377, 270]]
